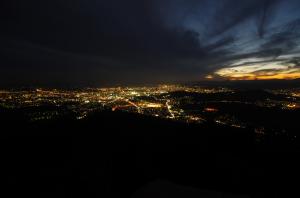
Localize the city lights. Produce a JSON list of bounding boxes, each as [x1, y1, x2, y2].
[[0, 85, 299, 131]]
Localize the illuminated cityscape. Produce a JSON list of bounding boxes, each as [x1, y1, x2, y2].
[[3, 1, 300, 197], [1, 85, 299, 140]]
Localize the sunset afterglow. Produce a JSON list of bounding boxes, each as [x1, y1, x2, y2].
[[214, 60, 300, 80]]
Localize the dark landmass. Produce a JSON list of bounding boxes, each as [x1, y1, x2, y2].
[[189, 79, 300, 89], [1, 79, 300, 90], [2, 106, 300, 198]]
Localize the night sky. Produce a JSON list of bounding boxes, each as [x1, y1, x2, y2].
[[1, 0, 300, 87]]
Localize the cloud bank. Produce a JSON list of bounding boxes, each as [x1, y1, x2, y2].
[[1, 0, 300, 86]]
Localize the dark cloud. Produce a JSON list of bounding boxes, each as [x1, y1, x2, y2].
[[1, 0, 300, 86], [256, 0, 280, 38]]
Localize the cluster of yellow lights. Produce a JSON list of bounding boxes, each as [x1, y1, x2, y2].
[[112, 102, 163, 112], [138, 102, 163, 108], [286, 103, 299, 109]]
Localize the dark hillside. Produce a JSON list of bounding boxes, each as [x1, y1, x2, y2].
[[1, 109, 300, 197]]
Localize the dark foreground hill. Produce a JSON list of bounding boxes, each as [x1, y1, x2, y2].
[[1, 109, 300, 198]]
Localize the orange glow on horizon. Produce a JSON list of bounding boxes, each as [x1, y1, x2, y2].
[[213, 63, 300, 81], [205, 75, 214, 79], [225, 72, 300, 81]]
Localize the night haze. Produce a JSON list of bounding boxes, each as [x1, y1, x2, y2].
[[2, 1, 300, 198]]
